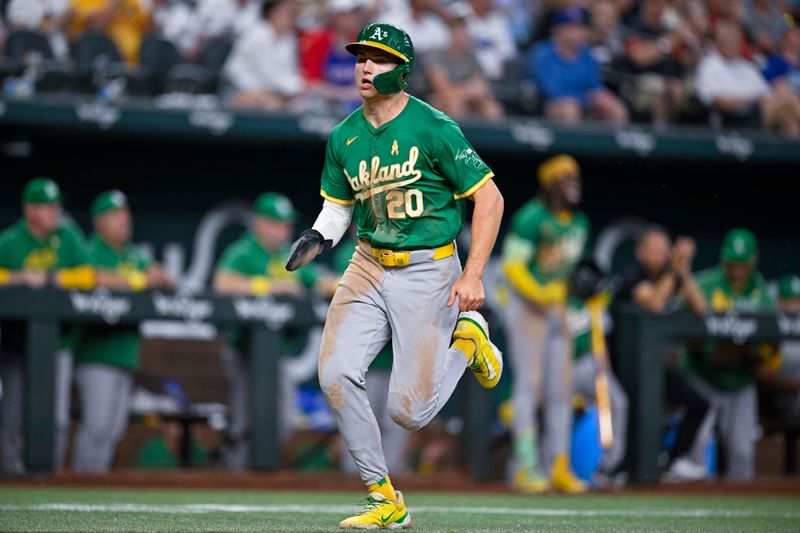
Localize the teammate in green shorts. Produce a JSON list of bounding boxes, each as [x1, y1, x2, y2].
[[0, 178, 94, 474], [214, 192, 326, 470], [72, 190, 173, 472], [499, 154, 590, 494], [681, 228, 779, 480], [284, 22, 504, 529]]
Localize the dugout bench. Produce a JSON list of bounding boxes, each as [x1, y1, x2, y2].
[[614, 304, 800, 484]]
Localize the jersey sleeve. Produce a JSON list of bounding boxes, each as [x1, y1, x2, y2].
[[60, 224, 91, 268], [320, 132, 355, 206], [435, 121, 494, 200]]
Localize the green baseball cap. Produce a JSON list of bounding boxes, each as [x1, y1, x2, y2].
[[721, 228, 758, 263], [779, 275, 800, 299], [253, 192, 298, 223], [22, 178, 62, 205], [91, 189, 129, 218]]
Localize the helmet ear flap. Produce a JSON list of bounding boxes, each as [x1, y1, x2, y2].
[[372, 61, 414, 94]]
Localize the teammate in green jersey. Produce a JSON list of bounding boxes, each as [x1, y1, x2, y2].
[[499, 154, 590, 494], [72, 190, 174, 473], [284, 22, 504, 529], [681, 228, 780, 480], [0, 178, 94, 474], [214, 192, 326, 470]]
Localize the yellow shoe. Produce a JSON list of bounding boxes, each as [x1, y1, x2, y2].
[[512, 469, 550, 494], [550, 454, 587, 494], [452, 311, 503, 389], [339, 491, 412, 529]]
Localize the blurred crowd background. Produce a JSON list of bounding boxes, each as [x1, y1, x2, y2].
[[1, 0, 800, 133]]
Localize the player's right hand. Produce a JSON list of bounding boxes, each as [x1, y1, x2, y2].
[[285, 229, 328, 272]]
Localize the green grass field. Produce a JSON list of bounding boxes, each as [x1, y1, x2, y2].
[[1, 487, 799, 532]]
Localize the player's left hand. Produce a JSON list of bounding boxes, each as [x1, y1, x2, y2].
[[447, 273, 485, 311]]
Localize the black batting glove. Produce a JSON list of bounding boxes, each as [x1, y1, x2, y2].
[[286, 229, 331, 271]]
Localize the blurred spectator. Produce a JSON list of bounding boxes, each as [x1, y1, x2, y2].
[[72, 190, 174, 473], [617, 226, 706, 315], [620, 0, 702, 125], [614, 225, 710, 481], [151, 0, 198, 57], [588, 0, 625, 69], [743, 0, 788, 57], [500, 154, 590, 494], [763, 26, 800, 97], [299, 0, 364, 114], [194, 0, 261, 44], [213, 192, 324, 470], [69, 0, 154, 64], [223, 0, 304, 110], [566, 260, 628, 487], [681, 228, 777, 480], [697, 21, 800, 135], [381, 0, 451, 57], [529, 7, 629, 125], [6, 0, 73, 59], [465, 0, 517, 81], [0, 178, 94, 475], [426, 12, 504, 120], [770, 275, 800, 420], [135, 416, 209, 469]]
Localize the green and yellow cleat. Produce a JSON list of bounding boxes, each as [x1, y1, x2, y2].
[[512, 469, 550, 494], [339, 491, 412, 529], [452, 310, 503, 389]]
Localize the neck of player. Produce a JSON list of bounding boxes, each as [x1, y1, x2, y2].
[[362, 91, 409, 129]]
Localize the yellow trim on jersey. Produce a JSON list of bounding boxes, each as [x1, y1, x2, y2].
[[0, 268, 10, 285], [454, 172, 494, 200], [347, 40, 410, 63], [320, 189, 355, 206], [57, 265, 96, 290], [503, 261, 567, 306]]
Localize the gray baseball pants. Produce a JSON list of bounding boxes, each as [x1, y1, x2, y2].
[[1, 348, 72, 474], [72, 363, 133, 472], [686, 375, 757, 480], [340, 369, 411, 475], [504, 290, 572, 475], [319, 242, 467, 485], [571, 354, 628, 473]]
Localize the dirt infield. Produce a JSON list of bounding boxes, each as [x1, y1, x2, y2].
[[1, 469, 798, 496]]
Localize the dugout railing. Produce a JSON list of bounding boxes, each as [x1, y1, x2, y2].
[[613, 304, 800, 484]]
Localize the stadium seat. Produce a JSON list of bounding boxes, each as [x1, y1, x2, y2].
[[197, 37, 233, 77], [71, 30, 128, 95], [140, 36, 185, 95], [165, 64, 216, 95], [492, 56, 538, 116], [5, 30, 54, 63]]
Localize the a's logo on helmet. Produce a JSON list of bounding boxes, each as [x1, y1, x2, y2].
[[371, 26, 388, 40]]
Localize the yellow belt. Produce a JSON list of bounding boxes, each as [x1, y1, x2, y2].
[[369, 242, 455, 267]]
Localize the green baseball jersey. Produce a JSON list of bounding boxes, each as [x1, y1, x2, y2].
[[567, 297, 592, 360], [320, 96, 494, 250], [217, 232, 320, 350], [503, 199, 590, 285], [0, 218, 89, 272], [0, 218, 90, 351], [682, 265, 778, 390], [74, 235, 152, 371]]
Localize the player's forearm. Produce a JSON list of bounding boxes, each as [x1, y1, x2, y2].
[[213, 271, 269, 296], [680, 273, 708, 315], [312, 200, 353, 247], [463, 181, 503, 280]]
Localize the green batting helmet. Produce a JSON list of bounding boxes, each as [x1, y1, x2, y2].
[[721, 228, 758, 263], [346, 22, 414, 95]]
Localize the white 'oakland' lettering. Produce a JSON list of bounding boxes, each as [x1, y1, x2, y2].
[[345, 146, 423, 200]]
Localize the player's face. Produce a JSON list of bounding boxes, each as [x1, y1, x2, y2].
[[558, 174, 582, 208], [24, 203, 61, 235], [637, 231, 670, 273], [96, 207, 132, 246], [724, 261, 753, 286], [355, 47, 402, 99], [254, 216, 293, 250]]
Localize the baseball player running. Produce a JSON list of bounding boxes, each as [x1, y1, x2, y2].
[[500, 155, 590, 494], [285, 22, 504, 529]]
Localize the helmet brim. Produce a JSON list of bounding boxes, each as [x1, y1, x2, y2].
[[345, 40, 410, 63]]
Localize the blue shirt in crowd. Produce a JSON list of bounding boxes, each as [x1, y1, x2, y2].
[[763, 55, 800, 96], [529, 40, 603, 105]]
